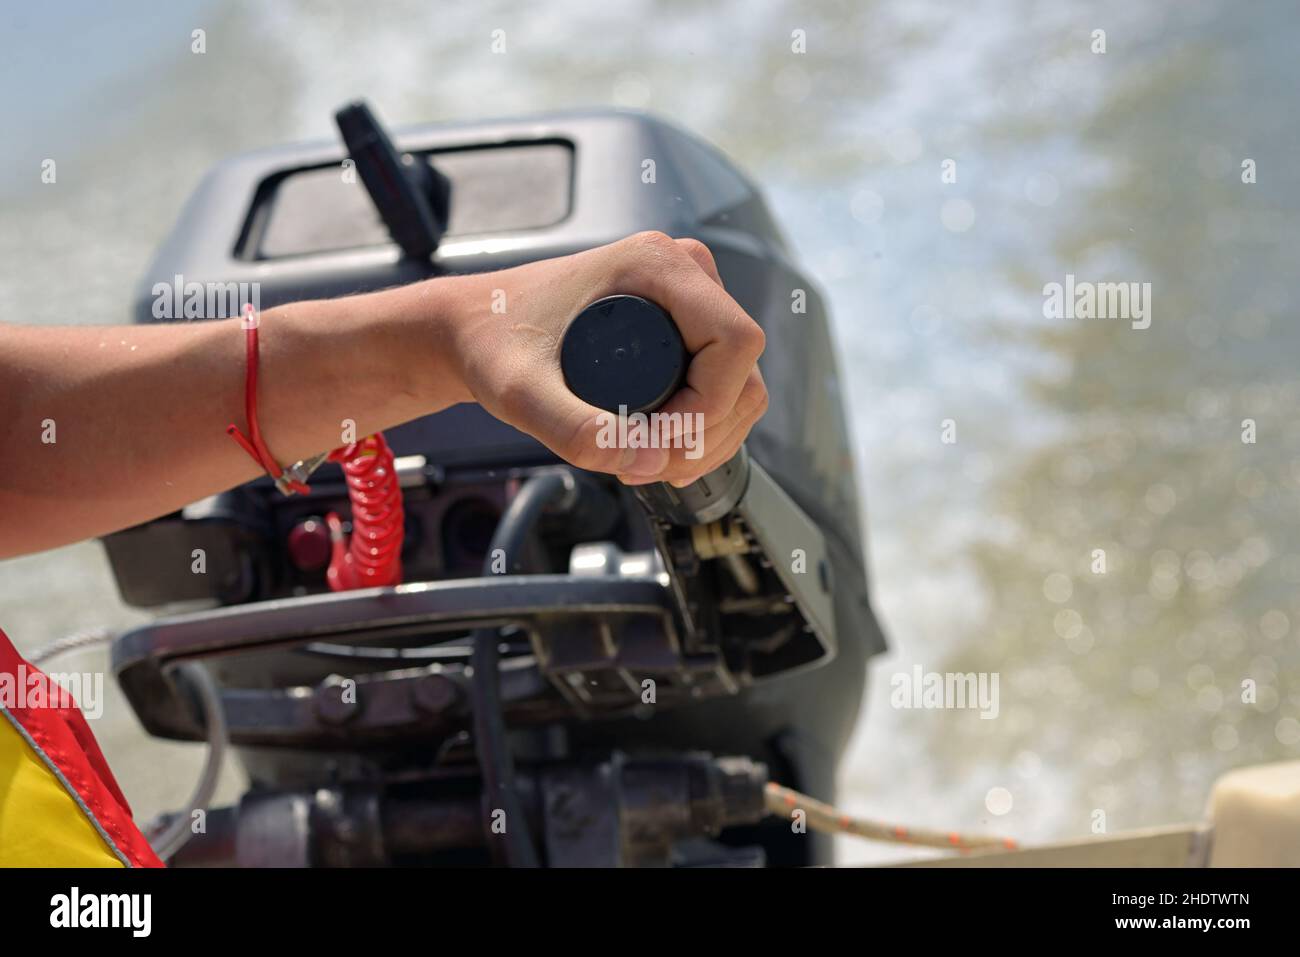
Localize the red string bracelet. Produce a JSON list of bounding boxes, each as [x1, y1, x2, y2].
[[223, 302, 404, 588], [226, 304, 313, 495]]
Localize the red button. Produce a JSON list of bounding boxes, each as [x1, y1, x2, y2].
[[288, 518, 331, 571]]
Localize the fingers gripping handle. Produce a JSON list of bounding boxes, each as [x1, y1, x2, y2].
[[560, 295, 749, 525]]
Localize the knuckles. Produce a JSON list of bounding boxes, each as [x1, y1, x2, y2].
[[736, 318, 766, 359], [746, 379, 770, 419], [624, 229, 677, 257], [674, 237, 718, 274]]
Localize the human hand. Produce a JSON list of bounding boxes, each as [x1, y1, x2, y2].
[[447, 231, 768, 486]]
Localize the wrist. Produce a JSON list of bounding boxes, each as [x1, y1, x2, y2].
[[394, 275, 476, 408], [264, 284, 466, 445], [349, 277, 475, 415]]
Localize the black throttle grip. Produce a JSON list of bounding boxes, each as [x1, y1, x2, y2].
[[561, 294, 750, 526]]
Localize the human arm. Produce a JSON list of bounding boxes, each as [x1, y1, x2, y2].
[[0, 233, 767, 559]]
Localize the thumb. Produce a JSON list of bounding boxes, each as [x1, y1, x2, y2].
[[517, 374, 670, 479]]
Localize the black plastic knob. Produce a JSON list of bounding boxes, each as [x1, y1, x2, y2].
[[560, 295, 687, 415], [560, 293, 750, 526]]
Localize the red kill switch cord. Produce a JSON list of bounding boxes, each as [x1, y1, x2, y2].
[[324, 435, 404, 590]]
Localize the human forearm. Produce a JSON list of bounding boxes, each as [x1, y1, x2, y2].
[[0, 233, 768, 561], [0, 281, 467, 558]]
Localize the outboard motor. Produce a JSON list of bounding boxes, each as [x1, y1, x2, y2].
[[103, 103, 886, 867]]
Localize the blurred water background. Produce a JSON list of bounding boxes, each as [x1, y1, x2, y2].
[[2, 0, 1298, 864]]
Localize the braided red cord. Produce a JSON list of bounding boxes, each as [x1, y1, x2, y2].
[[226, 304, 404, 590]]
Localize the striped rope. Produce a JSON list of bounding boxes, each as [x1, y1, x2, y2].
[[764, 782, 1017, 853]]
